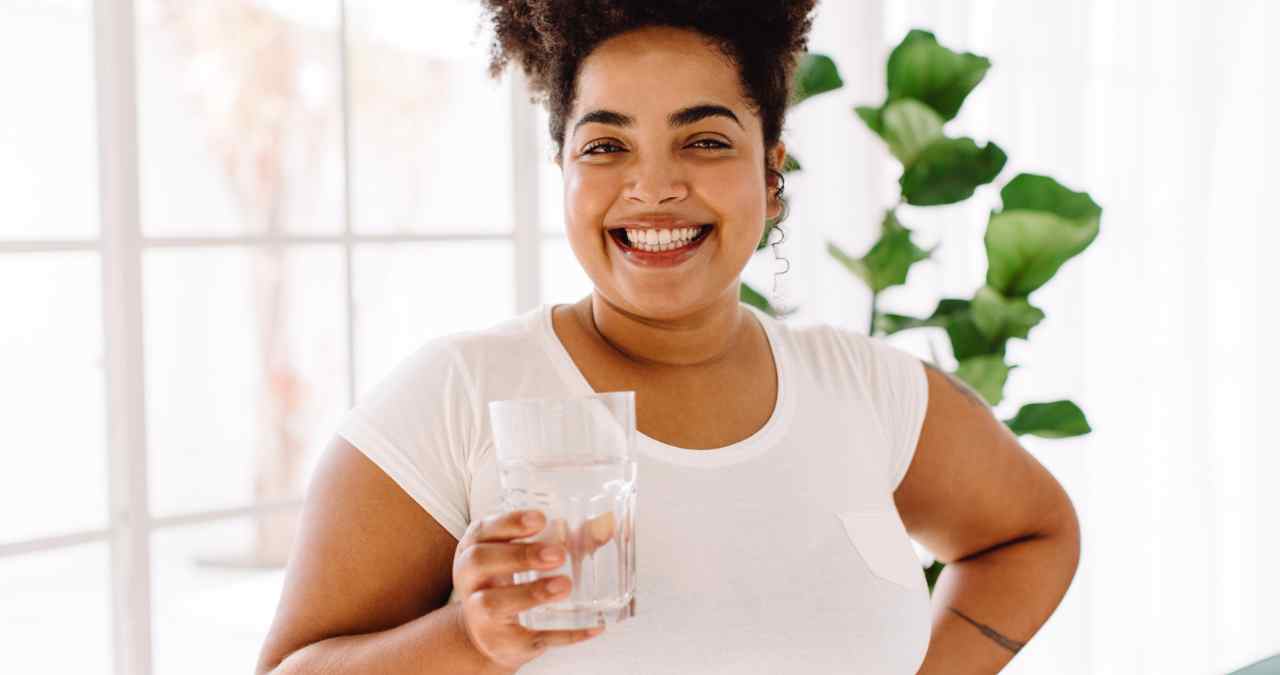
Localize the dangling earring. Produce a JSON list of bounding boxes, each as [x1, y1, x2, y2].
[[765, 168, 790, 306]]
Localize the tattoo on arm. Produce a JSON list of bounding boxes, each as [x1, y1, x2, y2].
[[947, 606, 1026, 654], [922, 360, 989, 410]]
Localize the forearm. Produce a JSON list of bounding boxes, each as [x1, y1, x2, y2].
[[265, 602, 514, 675], [916, 524, 1081, 674]]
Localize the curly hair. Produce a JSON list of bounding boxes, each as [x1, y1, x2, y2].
[[478, 1, 819, 167]]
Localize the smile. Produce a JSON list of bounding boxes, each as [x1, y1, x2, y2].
[[607, 225, 714, 267]]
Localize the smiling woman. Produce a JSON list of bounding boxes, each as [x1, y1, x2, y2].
[[255, 2, 1078, 674], [526, 16, 799, 326]]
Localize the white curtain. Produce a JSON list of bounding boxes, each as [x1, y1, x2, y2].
[[769, 1, 1277, 672]]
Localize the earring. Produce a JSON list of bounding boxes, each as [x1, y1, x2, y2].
[[765, 168, 789, 308]]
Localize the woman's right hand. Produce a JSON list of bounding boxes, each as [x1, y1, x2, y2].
[[453, 509, 605, 671]]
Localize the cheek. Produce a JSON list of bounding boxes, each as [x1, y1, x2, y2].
[[702, 170, 767, 247], [564, 171, 615, 237]]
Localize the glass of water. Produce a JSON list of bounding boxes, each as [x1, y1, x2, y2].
[[488, 391, 638, 630]]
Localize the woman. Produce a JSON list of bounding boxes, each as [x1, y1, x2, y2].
[[256, 2, 1081, 673]]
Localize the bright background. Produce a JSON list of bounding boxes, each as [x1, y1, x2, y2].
[[1, 1, 1275, 673]]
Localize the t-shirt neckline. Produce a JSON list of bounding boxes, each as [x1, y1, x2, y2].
[[535, 301, 794, 468]]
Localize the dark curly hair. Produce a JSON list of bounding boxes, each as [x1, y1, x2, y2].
[[478, 1, 819, 167]]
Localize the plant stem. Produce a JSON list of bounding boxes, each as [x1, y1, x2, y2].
[[869, 292, 879, 336]]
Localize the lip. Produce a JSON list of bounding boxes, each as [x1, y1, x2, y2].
[[610, 216, 704, 229], [607, 225, 713, 267]]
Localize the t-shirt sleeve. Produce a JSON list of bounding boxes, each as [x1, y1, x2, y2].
[[335, 339, 478, 541], [837, 329, 930, 491]]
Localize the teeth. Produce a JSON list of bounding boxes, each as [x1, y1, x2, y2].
[[619, 226, 708, 252]]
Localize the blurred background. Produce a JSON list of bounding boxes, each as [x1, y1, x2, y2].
[[0, 0, 1274, 673]]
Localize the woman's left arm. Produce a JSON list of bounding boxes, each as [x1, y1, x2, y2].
[[894, 361, 1082, 675]]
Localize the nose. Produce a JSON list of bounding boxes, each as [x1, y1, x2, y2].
[[624, 157, 688, 205]]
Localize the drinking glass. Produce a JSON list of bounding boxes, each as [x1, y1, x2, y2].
[[488, 391, 638, 630]]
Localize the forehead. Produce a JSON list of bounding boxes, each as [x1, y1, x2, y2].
[[569, 26, 751, 127]]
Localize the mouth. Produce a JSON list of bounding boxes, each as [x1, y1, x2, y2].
[[606, 224, 714, 266]]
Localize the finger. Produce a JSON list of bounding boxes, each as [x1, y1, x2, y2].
[[464, 509, 548, 548], [528, 625, 607, 651], [584, 511, 617, 556], [566, 511, 616, 560], [456, 541, 568, 591], [468, 575, 574, 623]]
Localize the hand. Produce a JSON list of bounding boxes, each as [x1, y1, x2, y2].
[[453, 509, 606, 670]]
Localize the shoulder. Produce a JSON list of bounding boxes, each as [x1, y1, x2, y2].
[[768, 316, 921, 382]]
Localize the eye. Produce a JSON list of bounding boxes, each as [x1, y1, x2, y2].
[[689, 138, 730, 150], [582, 141, 624, 155]]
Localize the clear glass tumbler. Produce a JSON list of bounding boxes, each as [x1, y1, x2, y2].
[[488, 391, 638, 630]]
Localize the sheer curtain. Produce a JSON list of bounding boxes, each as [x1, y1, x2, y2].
[[773, 1, 1277, 673]]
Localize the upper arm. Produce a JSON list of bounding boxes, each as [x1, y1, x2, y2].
[[892, 362, 1081, 565], [255, 435, 459, 673]]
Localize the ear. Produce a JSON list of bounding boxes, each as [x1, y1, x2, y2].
[[768, 141, 787, 173], [766, 141, 787, 220]]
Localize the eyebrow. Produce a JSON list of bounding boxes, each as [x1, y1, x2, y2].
[[571, 103, 743, 135]]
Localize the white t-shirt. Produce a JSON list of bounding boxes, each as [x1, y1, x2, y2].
[[336, 302, 932, 674]]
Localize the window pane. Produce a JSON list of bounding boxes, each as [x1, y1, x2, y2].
[[143, 246, 349, 519], [0, 542, 112, 673], [537, 104, 566, 234], [353, 241, 514, 395], [152, 515, 293, 675], [541, 238, 593, 305], [0, 0, 98, 240], [135, 0, 345, 237], [0, 253, 107, 544], [346, 0, 513, 235]]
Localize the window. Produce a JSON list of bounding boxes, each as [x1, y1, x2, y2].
[[0, 1, 583, 672]]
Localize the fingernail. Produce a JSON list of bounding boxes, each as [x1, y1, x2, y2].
[[540, 546, 562, 562], [523, 511, 543, 527], [547, 577, 570, 593]]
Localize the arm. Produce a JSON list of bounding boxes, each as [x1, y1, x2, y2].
[[255, 436, 511, 675], [894, 362, 1082, 674]]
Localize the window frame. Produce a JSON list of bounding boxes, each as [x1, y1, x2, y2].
[[0, 1, 555, 673]]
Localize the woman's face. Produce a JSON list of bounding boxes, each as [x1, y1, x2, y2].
[[558, 26, 785, 321]]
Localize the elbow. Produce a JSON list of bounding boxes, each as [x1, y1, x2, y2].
[[255, 654, 283, 675], [256, 643, 298, 675], [1040, 494, 1082, 577]]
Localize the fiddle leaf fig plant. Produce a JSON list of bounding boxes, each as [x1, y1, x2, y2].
[[741, 30, 1098, 595]]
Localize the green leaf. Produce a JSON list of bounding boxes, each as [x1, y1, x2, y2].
[[886, 29, 991, 121], [984, 174, 1102, 296], [861, 211, 933, 292], [782, 153, 802, 173], [900, 137, 1006, 206], [876, 312, 937, 335], [946, 312, 1006, 360], [1004, 400, 1092, 438], [881, 98, 945, 165], [971, 285, 1045, 341], [1000, 173, 1102, 223], [925, 559, 945, 593], [875, 298, 1005, 361], [955, 355, 1013, 406], [827, 211, 932, 293], [855, 105, 885, 137], [740, 282, 778, 317], [792, 53, 844, 106], [875, 298, 968, 335]]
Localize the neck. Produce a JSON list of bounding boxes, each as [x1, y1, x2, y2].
[[573, 288, 748, 369]]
